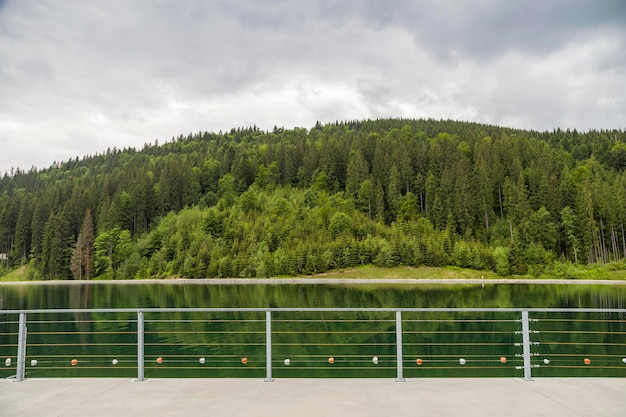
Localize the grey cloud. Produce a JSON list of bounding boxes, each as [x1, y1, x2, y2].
[[356, 79, 398, 117], [207, 1, 626, 66], [350, 0, 626, 61], [0, 0, 625, 173]]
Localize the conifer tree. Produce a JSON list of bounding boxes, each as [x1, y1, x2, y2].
[[70, 209, 94, 280]]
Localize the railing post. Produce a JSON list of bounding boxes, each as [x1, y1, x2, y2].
[[265, 310, 274, 382], [16, 312, 27, 382], [521, 310, 533, 381], [395, 310, 405, 382], [137, 310, 145, 382]]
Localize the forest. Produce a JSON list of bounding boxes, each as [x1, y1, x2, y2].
[[1, 118, 625, 280]]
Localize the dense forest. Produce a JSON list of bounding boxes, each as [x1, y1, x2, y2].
[[1, 118, 626, 280]]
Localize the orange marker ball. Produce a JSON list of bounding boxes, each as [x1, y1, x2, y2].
[[416, 358, 423, 365], [71, 359, 78, 366], [156, 357, 163, 364], [328, 357, 335, 364], [500, 357, 507, 364], [241, 357, 248, 364], [584, 358, 591, 365]]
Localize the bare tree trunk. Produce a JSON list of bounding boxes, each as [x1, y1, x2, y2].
[[598, 219, 606, 263], [622, 222, 626, 259], [611, 226, 619, 262]]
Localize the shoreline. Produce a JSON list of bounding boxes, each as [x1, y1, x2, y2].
[[2, 277, 626, 286]]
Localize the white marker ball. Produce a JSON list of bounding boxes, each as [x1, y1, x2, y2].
[[30, 359, 38, 367], [199, 357, 206, 364], [543, 358, 550, 365], [459, 358, 466, 365], [112, 359, 118, 365], [4, 358, 11, 367], [284, 359, 291, 366], [372, 356, 379, 365], [622, 358, 626, 364]]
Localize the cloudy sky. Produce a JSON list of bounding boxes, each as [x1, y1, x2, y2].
[[1, 1, 625, 174]]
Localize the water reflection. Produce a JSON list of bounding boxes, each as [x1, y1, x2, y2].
[[0, 282, 625, 378], [2, 282, 626, 310]]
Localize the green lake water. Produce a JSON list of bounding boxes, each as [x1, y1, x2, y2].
[[1, 282, 625, 378]]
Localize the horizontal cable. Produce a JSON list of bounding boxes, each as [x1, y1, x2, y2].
[[28, 364, 136, 367], [538, 366, 626, 370], [404, 342, 513, 346], [28, 354, 137, 358], [27, 343, 137, 347], [145, 342, 265, 346], [146, 320, 265, 323], [404, 354, 516, 358], [272, 342, 393, 346], [536, 319, 626, 323], [539, 341, 626, 345], [271, 331, 394, 334], [271, 319, 393, 323], [29, 331, 137, 335], [403, 319, 517, 323], [28, 320, 133, 324], [145, 331, 264, 335], [403, 330, 515, 334], [406, 366, 514, 370], [534, 353, 626, 357], [537, 330, 626, 334]]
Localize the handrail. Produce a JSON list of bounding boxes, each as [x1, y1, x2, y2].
[[1, 307, 625, 382], [2, 307, 626, 314]]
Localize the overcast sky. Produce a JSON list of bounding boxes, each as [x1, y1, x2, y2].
[[1, 1, 625, 174]]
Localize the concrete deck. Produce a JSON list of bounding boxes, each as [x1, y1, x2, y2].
[[2, 378, 625, 417]]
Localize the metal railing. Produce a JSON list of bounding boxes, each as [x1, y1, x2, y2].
[[1, 308, 625, 381]]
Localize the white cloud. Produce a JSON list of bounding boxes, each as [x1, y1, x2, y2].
[[0, 0, 624, 173]]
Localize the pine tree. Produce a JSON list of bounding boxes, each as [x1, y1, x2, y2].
[[70, 209, 94, 280], [40, 212, 67, 279]]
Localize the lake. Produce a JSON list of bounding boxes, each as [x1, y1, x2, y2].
[[1, 281, 625, 379]]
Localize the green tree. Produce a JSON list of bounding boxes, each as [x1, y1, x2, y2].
[[346, 149, 369, 198], [40, 212, 69, 279], [357, 178, 374, 219], [70, 208, 95, 280], [255, 162, 281, 189], [329, 212, 353, 239], [609, 142, 626, 170], [94, 227, 122, 278], [560, 206, 580, 263]]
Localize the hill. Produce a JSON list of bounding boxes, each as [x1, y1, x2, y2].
[[1, 118, 625, 280]]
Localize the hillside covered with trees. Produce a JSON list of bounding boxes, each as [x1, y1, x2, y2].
[[1, 118, 626, 280]]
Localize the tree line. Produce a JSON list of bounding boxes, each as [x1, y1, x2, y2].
[[1, 118, 625, 279]]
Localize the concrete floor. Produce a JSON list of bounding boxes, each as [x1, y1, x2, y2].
[[2, 378, 625, 417]]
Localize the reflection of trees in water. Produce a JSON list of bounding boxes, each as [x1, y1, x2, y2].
[[590, 288, 624, 309], [2, 282, 626, 311], [70, 285, 91, 346], [590, 288, 625, 321]]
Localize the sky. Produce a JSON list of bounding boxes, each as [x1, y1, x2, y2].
[[1, 0, 625, 174]]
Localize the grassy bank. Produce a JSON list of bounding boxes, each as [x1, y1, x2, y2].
[[305, 264, 626, 281], [2, 263, 626, 283]]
